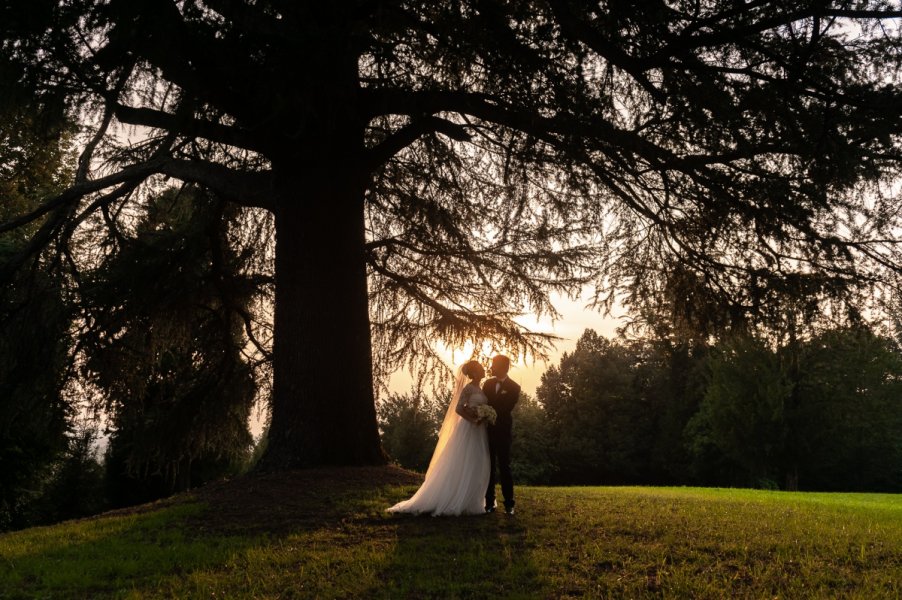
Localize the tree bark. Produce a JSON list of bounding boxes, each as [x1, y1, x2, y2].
[[252, 9, 386, 469], [258, 164, 385, 470]]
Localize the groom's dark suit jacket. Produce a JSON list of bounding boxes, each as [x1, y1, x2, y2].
[[482, 377, 520, 432]]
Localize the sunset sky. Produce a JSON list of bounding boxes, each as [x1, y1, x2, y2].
[[387, 289, 623, 397]]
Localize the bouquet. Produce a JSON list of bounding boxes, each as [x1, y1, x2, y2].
[[474, 404, 497, 425]]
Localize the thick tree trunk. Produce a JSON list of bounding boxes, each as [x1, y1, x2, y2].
[[257, 166, 385, 470], [254, 10, 384, 469]]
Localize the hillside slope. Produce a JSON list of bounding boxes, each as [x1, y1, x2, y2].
[[1, 467, 900, 598]]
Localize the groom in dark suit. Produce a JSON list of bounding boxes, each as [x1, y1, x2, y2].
[[483, 354, 520, 515]]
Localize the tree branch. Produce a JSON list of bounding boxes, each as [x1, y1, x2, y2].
[[364, 116, 472, 169], [644, 6, 902, 68], [78, 63, 136, 182], [546, 0, 667, 102], [157, 159, 274, 211], [201, 0, 291, 40], [99, 0, 255, 123], [0, 159, 166, 236], [364, 89, 696, 174], [0, 156, 274, 241], [113, 104, 265, 153]]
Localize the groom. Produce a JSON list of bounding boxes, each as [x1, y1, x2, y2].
[[483, 354, 520, 515]]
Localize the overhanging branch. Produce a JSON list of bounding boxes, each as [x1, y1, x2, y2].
[[113, 104, 265, 153], [0, 157, 274, 238], [364, 116, 472, 169], [363, 89, 700, 175], [0, 158, 170, 236], [157, 160, 275, 210], [546, 0, 667, 102]]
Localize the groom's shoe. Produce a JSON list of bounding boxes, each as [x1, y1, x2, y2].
[[504, 503, 515, 516]]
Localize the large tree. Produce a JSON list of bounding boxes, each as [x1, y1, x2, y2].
[[2, 1, 901, 469]]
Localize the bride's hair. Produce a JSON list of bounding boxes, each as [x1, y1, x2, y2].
[[461, 360, 483, 379]]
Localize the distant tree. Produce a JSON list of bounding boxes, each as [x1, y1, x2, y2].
[[526, 326, 902, 491], [686, 335, 794, 488], [378, 391, 445, 472], [538, 330, 661, 484], [3, 2, 901, 470], [0, 263, 72, 529], [796, 327, 902, 492], [80, 186, 257, 504], [687, 326, 902, 491], [509, 392, 557, 485], [35, 425, 108, 525], [645, 341, 708, 483]]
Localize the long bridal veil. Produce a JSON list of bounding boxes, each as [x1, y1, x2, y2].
[[388, 366, 489, 515], [423, 366, 469, 475]]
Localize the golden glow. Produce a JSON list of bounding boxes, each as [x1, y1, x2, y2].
[[435, 339, 509, 367], [388, 290, 623, 396]]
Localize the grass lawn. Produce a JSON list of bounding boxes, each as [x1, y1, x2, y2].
[[0, 467, 900, 598]]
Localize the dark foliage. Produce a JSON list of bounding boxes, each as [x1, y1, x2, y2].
[[508, 392, 558, 485], [537, 331, 694, 484], [2, 1, 901, 468], [546, 328, 902, 491], [689, 327, 902, 491], [0, 263, 72, 529], [80, 187, 257, 504], [0, 70, 74, 530], [34, 426, 108, 525], [377, 391, 446, 472], [797, 329, 902, 491]]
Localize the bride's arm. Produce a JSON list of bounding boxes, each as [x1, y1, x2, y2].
[[455, 387, 479, 422]]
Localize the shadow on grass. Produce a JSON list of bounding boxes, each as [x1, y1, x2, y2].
[[1, 468, 547, 598], [0, 502, 257, 598], [1, 468, 419, 598], [372, 510, 542, 598]]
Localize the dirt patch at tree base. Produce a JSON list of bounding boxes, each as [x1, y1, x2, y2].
[[78, 465, 422, 537], [184, 465, 422, 535]]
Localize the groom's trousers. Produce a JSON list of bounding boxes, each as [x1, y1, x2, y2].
[[487, 425, 514, 510]]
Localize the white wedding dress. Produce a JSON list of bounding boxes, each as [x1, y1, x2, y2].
[[388, 371, 490, 516]]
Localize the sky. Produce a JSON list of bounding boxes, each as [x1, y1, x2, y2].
[[386, 289, 623, 398]]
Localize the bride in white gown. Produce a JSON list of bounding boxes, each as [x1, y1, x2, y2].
[[388, 360, 491, 516]]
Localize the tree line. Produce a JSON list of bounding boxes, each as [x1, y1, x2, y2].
[[381, 328, 902, 493]]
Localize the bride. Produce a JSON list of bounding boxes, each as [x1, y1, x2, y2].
[[388, 360, 491, 516]]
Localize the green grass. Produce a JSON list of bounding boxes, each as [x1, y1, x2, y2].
[[1, 469, 900, 598]]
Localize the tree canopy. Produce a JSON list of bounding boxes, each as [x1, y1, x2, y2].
[[2, 1, 901, 468]]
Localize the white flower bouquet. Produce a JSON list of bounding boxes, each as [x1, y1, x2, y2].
[[474, 404, 497, 425]]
